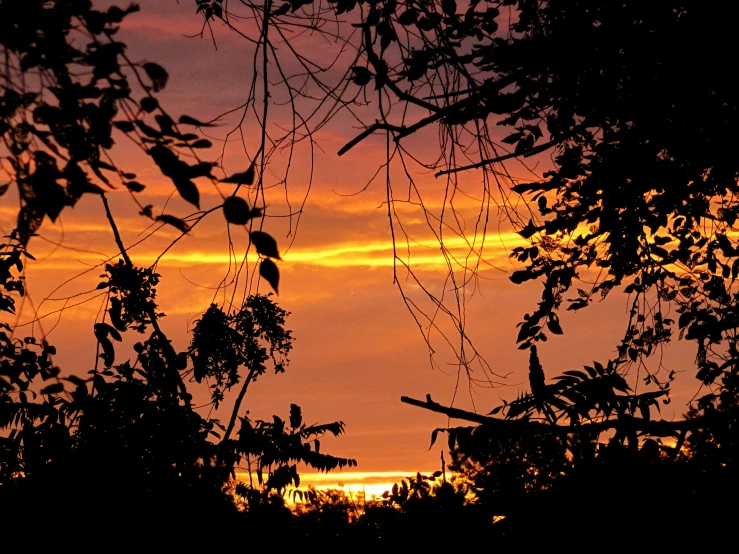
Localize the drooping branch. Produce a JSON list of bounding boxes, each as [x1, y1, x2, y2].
[[400, 395, 705, 438], [100, 193, 191, 405]]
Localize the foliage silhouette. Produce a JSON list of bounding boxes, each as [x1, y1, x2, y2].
[[0, 231, 356, 527], [3, 0, 739, 543], [338, 3, 739, 508], [0, 0, 280, 288], [282, 471, 493, 547], [195, 0, 739, 541], [195, 0, 739, 446], [0, 0, 355, 532]]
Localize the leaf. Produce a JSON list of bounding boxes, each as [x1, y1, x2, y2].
[[289, 404, 302, 429], [94, 322, 122, 342], [509, 269, 533, 284], [447, 429, 457, 451], [259, 258, 280, 294], [190, 139, 212, 149], [517, 324, 539, 342], [515, 134, 535, 154], [223, 196, 254, 225], [501, 131, 524, 145], [546, 316, 563, 335], [417, 16, 437, 32], [124, 181, 146, 193], [64, 375, 87, 386], [398, 9, 418, 25], [143, 62, 168, 92], [113, 120, 135, 132], [108, 297, 126, 332], [155, 114, 175, 136], [179, 115, 215, 127], [350, 66, 373, 86], [251, 231, 281, 259], [40, 383, 64, 395], [140, 97, 158, 113], [221, 165, 255, 185], [173, 177, 200, 208], [136, 120, 162, 139], [511, 182, 537, 194], [518, 219, 537, 239], [156, 214, 190, 233], [429, 428, 439, 449], [639, 399, 651, 421], [99, 337, 115, 367]]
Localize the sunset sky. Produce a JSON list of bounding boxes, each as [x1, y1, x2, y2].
[[1, 1, 702, 492]]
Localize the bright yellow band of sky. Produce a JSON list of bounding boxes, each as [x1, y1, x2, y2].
[[25, 234, 525, 270]]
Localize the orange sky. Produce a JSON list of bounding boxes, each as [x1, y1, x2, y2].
[[1, 1, 703, 476]]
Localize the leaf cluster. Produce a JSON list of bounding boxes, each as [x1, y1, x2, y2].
[[189, 298, 293, 408]]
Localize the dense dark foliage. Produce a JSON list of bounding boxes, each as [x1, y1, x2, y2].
[[301, 0, 739, 434], [0, 233, 356, 530], [0, 0, 353, 532], [0, 0, 280, 285], [191, 0, 739, 446]]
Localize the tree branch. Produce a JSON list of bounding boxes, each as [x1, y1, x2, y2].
[[362, 21, 440, 113], [434, 139, 560, 177], [101, 193, 133, 267], [100, 193, 191, 406], [222, 366, 258, 443], [337, 122, 403, 156], [400, 395, 705, 437]]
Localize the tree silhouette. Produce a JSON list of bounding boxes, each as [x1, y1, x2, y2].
[[193, 0, 739, 540], [0, 0, 356, 530], [365, 0, 739, 464], [192, 0, 739, 411], [4, 0, 739, 542]]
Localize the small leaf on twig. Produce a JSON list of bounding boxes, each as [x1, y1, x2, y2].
[[124, 181, 145, 192], [140, 97, 158, 113], [190, 139, 212, 149], [221, 164, 255, 185], [156, 214, 190, 233], [143, 62, 168, 92], [260, 258, 280, 294], [350, 66, 373, 86], [251, 231, 281, 259], [173, 177, 200, 208], [179, 115, 216, 127], [223, 196, 257, 225]]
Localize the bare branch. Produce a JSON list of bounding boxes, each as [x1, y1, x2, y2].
[[400, 396, 704, 437]]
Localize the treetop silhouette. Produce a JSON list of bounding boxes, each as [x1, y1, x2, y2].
[[0, 0, 355, 525]]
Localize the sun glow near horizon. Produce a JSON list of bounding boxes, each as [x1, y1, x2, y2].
[[235, 470, 443, 504]]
